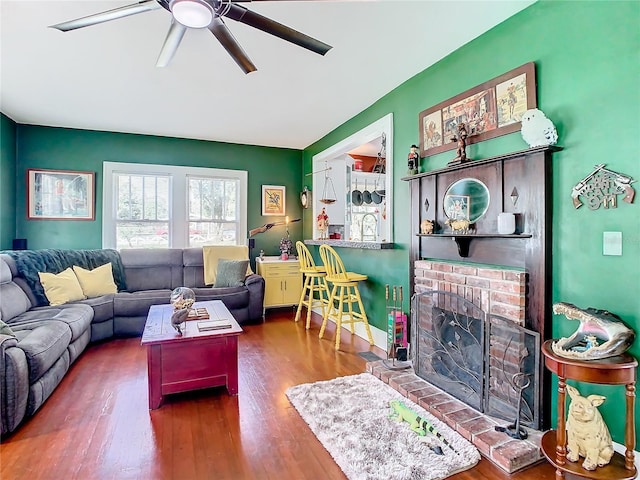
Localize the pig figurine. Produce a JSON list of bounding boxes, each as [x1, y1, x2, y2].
[[566, 385, 614, 470]]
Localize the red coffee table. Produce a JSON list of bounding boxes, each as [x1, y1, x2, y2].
[[141, 300, 243, 409]]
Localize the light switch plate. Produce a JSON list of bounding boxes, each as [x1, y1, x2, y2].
[[603, 231, 622, 256]]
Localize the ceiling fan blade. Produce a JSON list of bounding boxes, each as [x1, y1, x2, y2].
[[50, 0, 161, 32], [223, 4, 332, 56], [156, 20, 188, 67], [208, 16, 257, 74]]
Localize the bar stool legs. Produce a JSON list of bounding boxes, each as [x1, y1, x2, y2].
[[295, 271, 329, 329], [318, 244, 374, 350]]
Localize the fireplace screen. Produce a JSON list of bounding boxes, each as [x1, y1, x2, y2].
[[412, 290, 540, 429], [413, 291, 485, 410], [485, 315, 540, 429]]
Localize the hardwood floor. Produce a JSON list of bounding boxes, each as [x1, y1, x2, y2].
[[0, 309, 556, 480]]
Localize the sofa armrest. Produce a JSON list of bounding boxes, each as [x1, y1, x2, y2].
[[0, 334, 29, 437], [245, 274, 265, 321]]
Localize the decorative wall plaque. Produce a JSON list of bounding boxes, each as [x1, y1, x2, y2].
[[571, 164, 635, 210]]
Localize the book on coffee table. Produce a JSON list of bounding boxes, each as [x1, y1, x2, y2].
[[197, 319, 233, 331]]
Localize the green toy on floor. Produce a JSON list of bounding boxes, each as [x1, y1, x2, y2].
[[389, 400, 458, 455]]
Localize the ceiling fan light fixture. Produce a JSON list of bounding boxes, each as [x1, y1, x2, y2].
[[171, 0, 213, 28]]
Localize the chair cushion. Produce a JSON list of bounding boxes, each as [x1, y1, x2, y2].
[[38, 268, 86, 306], [73, 263, 117, 298], [214, 259, 249, 288]]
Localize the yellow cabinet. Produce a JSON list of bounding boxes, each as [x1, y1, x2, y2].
[[256, 257, 302, 309]]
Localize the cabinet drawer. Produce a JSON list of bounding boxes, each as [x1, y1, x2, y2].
[[260, 263, 300, 275]]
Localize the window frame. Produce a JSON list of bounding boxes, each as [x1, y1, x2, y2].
[[103, 162, 247, 249]]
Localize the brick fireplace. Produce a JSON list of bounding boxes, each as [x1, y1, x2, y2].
[[372, 259, 546, 473]]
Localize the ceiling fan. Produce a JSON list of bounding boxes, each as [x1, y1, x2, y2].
[[49, 0, 332, 73]]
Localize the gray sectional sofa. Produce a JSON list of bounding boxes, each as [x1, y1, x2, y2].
[[0, 247, 265, 436]]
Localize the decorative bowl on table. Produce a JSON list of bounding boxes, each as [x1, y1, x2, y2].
[[170, 287, 195, 311]]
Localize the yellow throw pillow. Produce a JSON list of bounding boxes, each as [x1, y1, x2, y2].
[[73, 263, 118, 298], [38, 268, 86, 306]]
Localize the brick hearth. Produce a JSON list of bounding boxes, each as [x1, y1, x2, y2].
[[366, 360, 545, 474]]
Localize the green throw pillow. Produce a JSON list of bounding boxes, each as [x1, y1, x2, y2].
[[214, 259, 249, 288], [0, 320, 16, 337]]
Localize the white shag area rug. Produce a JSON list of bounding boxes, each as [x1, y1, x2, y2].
[[286, 373, 480, 480]]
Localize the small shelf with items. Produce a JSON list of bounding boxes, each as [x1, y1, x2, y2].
[[416, 233, 533, 257]]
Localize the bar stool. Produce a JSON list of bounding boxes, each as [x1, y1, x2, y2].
[[295, 241, 330, 329], [318, 244, 374, 350]]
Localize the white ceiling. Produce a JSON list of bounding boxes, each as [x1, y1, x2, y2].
[[0, 0, 534, 150]]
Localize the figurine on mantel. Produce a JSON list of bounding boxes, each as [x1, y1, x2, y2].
[[316, 207, 329, 240], [520, 108, 558, 147], [448, 122, 471, 166], [407, 144, 419, 175]]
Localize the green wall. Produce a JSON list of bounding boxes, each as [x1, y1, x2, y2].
[[303, 0, 640, 443], [0, 114, 17, 250], [14, 125, 303, 256]]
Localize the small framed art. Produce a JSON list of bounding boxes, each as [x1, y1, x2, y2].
[[27, 169, 95, 220], [261, 185, 286, 216]]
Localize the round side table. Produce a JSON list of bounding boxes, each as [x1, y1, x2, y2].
[[541, 340, 637, 480]]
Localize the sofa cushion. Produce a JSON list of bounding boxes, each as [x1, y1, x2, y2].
[[214, 259, 249, 288], [113, 290, 172, 317], [73, 263, 117, 298], [182, 248, 206, 288], [12, 321, 72, 384], [38, 268, 86, 306], [8, 304, 93, 343], [119, 249, 183, 291], [75, 294, 115, 323], [190, 286, 249, 310], [0, 258, 32, 321]]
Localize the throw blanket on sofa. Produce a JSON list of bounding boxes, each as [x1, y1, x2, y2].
[[202, 245, 252, 286], [4, 249, 127, 306]]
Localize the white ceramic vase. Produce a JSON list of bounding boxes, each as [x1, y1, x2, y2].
[[498, 212, 516, 234]]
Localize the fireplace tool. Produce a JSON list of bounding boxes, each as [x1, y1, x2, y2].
[[495, 372, 530, 440], [383, 285, 411, 370]]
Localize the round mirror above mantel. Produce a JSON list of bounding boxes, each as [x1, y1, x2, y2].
[[443, 178, 490, 223]]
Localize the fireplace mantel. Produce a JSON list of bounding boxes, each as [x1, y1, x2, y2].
[[404, 145, 561, 429]]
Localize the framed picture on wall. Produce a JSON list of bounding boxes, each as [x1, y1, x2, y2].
[[418, 62, 537, 158], [27, 169, 95, 220], [261, 185, 286, 216]]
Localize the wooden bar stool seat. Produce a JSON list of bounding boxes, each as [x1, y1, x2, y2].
[[295, 241, 330, 329], [318, 244, 374, 350]]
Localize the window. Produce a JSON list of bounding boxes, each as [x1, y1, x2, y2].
[[103, 162, 247, 249]]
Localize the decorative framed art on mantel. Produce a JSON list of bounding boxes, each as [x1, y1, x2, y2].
[[419, 62, 537, 158], [261, 185, 286, 216], [27, 169, 95, 220]]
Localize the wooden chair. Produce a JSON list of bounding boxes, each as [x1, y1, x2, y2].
[[318, 244, 374, 350], [294, 241, 330, 329]]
